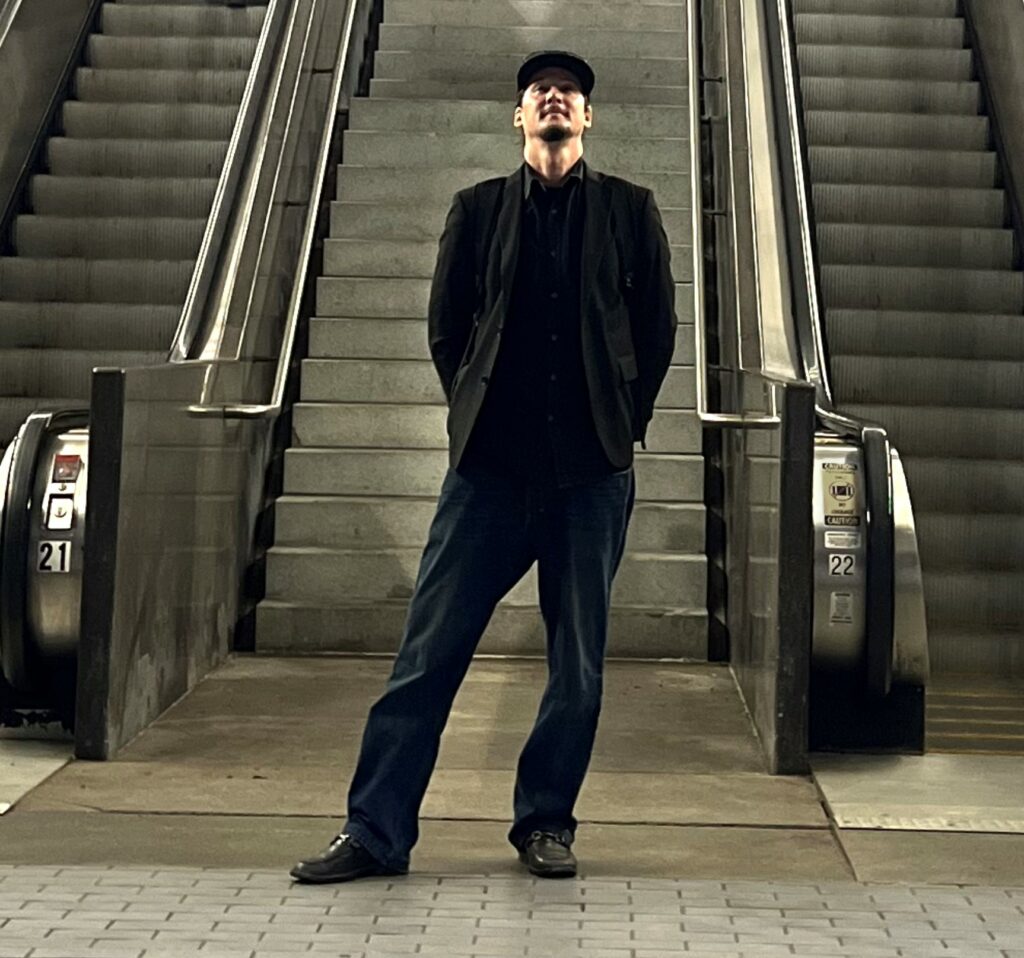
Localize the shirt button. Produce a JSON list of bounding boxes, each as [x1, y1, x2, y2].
[[550, 333, 558, 342], [547, 414, 555, 423], [549, 373, 557, 382], [549, 291, 559, 300]]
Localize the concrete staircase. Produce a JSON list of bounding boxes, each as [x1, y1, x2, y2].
[[257, 0, 706, 658], [0, 0, 266, 444], [795, 0, 1024, 674]]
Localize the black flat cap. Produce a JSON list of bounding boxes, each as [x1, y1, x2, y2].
[[517, 50, 595, 97]]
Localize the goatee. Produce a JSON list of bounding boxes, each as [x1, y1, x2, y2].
[[540, 126, 570, 143]]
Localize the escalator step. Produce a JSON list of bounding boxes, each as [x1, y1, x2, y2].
[[62, 102, 239, 140], [900, 456, 1024, 514], [817, 224, 1013, 270], [30, 175, 218, 217], [915, 514, 1024, 572], [798, 44, 972, 81], [832, 356, 1024, 408], [794, 0, 959, 15], [821, 264, 1023, 313], [100, 2, 265, 38], [86, 35, 258, 71], [809, 146, 996, 189], [385, 0, 688, 31], [0, 348, 165, 397], [13, 216, 206, 260], [0, 302, 179, 351], [826, 310, 1024, 361], [801, 77, 980, 115], [795, 13, 965, 49], [74, 67, 249, 104], [47, 137, 228, 177], [368, 77, 687, 105], [924, 571, 1024, 630], [0, 258, 193, 304], [843, 404, 1024, 459], [805, 110, 988, 151], [812, 183, 1005, 227]]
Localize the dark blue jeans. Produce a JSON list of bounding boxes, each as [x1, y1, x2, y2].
[[342, 463, 635, 871]]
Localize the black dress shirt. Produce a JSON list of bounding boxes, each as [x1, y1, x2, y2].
[[461, 160, 617, 488]]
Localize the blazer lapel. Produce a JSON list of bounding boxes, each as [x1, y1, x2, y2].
[[495, 169, 523, 302], [581, 164, 613, 315]]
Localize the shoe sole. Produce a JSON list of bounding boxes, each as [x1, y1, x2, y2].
[[289, 866, 406, 885]]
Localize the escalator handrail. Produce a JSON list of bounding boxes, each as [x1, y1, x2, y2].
[[761, 0, 895, 696], [187, 0, 362, 420], [167, 0, 291, 363], [0, 409, 89, 692]]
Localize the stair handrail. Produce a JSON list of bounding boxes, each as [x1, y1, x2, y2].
[[167, 0, 291, 363], [760, 0, 895, 696]]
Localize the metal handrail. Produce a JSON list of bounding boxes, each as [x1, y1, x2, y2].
[[0, 0, 23, 47], [168, 0, 289, 363], [188, 0, 361, 419], [689, 0, 781, 429]]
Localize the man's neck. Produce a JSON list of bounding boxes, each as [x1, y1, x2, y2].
[[523, 140, 584, 188]]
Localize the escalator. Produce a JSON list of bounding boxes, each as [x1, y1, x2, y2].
[[790, 0, 1024, 753], [0, 0, 266, 444]]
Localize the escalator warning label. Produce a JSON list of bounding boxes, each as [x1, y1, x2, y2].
[[829, 591, 854, 625], [822, 463, 860, 527]]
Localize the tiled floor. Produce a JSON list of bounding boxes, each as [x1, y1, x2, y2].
[[0, 865, 1022, 958]]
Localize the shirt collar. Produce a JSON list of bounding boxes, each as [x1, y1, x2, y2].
[[523, 158, 585, 200]]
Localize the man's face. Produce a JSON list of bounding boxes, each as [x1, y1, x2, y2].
[[514, 67, 592, 144]]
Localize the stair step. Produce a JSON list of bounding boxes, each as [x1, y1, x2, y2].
[[795, 13, 965, 48], [832, 356, 1024, 408], [384, 0, 689, 31], [348, 98, 689, 137], [821, 264, 1023, 313], [291, 402, 700, 453], [86, 35, 258, 70], [298, 360, 696, 409], [842, 404, 1024, 459], [801, 77, 980, 115], [798, 45, 972, 81], [816, 224, 1013, 270], [314, 276, 695, 324], [29, 175, 217, 217], [273, 494, 705, 551], [47, 137, 228, 177], [902, 456, 1024, 514], [74, 67, 250, 104], [13, 216, 205, 260], [0, 302, 179, 351], [826, 310, 1024, 361], [927, 628, 1024, 675], [265, 545, 706, 608], [379, 24, 685, 59], [337, 165, 691, 208], [805, 110, 988, 151], [256, 599, 707, 658], [916, 514, 1024, 572], [374, 51, 686, 88], [0, 348, 164, 397], [0, 258, 193, 305], [369, 77, 687, 105], [100, 1, 265, 37], [341, 130, 688, 172], [794, 0, 958, 15], [809, 146, 996, 189], [812, 184, 1006, 228], [61, 102, 239, 140], [284, 448, 704, 501], [328, 201, 691, 248], [307, 318, 697, 366]]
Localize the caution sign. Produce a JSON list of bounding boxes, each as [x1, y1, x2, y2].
[[822, 462, 860, 527]]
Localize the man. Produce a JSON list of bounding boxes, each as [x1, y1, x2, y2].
[[291, 50, 677, 883]]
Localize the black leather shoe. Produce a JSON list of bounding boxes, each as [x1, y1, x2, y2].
[[289, 833, 402, 884], [518, 830, 577, 878]]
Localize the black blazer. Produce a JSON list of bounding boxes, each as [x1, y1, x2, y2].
[[428, 163, 678, 471]]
